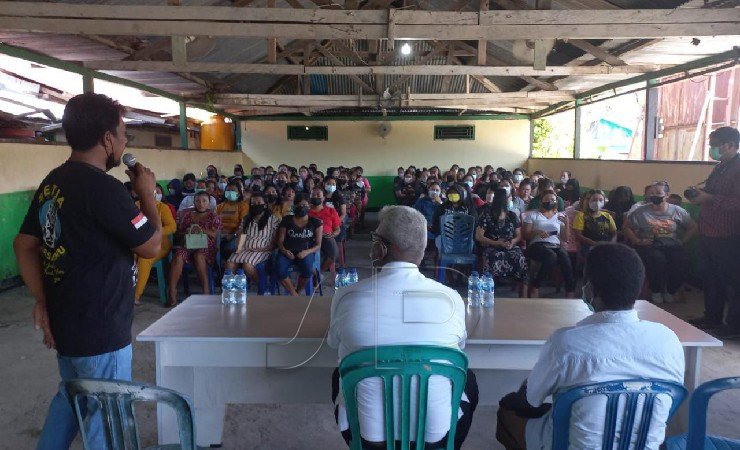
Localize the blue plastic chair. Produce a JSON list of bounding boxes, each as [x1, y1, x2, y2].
[[64, 378, 197, 450], [151, 236, 174, 305], [435, 213, 476, 283], [183, 229, 221, 296], [254, 256, 272, 295], [551, 379, 687, 450], [339, 345, 468, 450], [270, 251, 323, 295], [665, 377, 740, 450]]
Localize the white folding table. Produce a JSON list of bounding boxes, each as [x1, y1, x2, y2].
[[137, 295, 722, 446]]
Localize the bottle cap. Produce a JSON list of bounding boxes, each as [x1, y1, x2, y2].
[[224, 270, 232, 275], [236, 269, 245, 275]]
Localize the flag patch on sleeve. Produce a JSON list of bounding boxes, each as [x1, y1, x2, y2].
[[131, 213, 148, 230]]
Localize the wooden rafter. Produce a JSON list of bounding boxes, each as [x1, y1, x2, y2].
[[0, 5, 735, 40]]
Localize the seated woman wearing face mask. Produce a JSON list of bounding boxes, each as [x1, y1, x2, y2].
[[226, 192, 280, 284], [217, 181, 250, 259], [523, 190, 575, 298], [573, 190, 617, 256], [462, 175, 485, 208], [624, 182, 697, 304], [476, 188, 529, 297], [275, 194, 323, 296], [134, 187, 176, 305], [431, 184, 477, 236], [414, 182, 444, 244], [168, 192, 223, 307]]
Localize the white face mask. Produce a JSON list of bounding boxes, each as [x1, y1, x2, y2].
[[486, 193, 495, 203], [217, 182, 227, 191], [356, 181, 365, 188], [513, 174, 524, 183], [561, 177, 568, 184], [502, 186, 511, 196], [465, 181, 473, 188], [404, 177, 413, 184], [507, 199, 514, 210], [154, 192, 163, 202], [471, 173, 477, 180], [589, 200, 605, 211], [428, 190, 440, 198], [325, 185, 337, 194]]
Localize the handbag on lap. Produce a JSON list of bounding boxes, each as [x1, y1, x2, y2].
[[185, 224, 208, 250]]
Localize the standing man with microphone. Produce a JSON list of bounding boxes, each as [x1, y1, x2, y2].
[[13, 93, 162, 449], [688, 126, 740, 339]]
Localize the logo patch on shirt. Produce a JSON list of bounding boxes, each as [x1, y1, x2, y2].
[[131, 213, 148, 230]]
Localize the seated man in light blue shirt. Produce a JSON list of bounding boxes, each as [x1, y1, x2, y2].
[[496, 243, 685, 450], [328, 205, 478, 450]]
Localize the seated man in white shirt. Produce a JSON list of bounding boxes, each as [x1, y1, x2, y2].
[[328, 205, 478, 450], [496, 242, 685, 450]]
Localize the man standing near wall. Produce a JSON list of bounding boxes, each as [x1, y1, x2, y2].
[[13, 93, 162, 449], [688, 126, 740, 339]]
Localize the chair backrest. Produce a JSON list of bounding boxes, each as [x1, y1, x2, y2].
[[438, 213, 475, 255], [64, 378, 196, 450], [339, 345, 468, 450], [551, 379, 687, 450], [686, 376, 740, 449]]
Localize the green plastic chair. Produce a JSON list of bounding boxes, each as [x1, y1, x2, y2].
[[64, 378, 197, 450], [338, 345, 468, 450]]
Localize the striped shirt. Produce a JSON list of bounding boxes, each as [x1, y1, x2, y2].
[[699, 153, 740, 238]]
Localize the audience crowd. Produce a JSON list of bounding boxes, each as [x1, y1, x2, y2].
[[136, 155, 709, 305]]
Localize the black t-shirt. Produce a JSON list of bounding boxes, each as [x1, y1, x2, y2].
[[19, 161, 155, 357], [279, 215, 322, 253], [325, 191, 346, 214]]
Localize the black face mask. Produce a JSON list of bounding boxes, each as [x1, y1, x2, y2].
[[275, 181, 286, 188], [294, 205, 309, 217], [649, 195, 664, 205], [310, 198, 323, 206], [542, 201, 557, 211], [265, 194, 278, 203], [251, 204, 266, 215], [252, 184, 262, 192]]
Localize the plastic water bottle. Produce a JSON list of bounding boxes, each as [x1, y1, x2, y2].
[[482, 273, 495, 308], [234, 269, 248, 305], [348, 268, 359, 284], [221, 270, 235, 304], [335, 268, 347, 288], [467, 271, 480, 308]]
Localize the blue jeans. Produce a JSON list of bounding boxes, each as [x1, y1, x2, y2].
[[275, 252, 316, 279], [37, 344, 133, 450]]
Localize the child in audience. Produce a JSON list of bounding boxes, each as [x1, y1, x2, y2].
[[667, 193, 683, 206]]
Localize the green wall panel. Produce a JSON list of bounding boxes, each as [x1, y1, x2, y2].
[[365, 176, 397, 210], [0, 190, 34, 282]]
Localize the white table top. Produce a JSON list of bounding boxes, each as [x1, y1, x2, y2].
[[137, 295, 722, 347]]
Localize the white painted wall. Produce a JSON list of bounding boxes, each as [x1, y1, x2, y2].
[[0, 141, 245, 194], [240, 119, 531, 175]]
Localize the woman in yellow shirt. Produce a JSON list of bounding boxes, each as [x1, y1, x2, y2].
[[217, 181, 249, 258], [273, 185, 295, 218], [135, 190, 177, 305], [573, 190, 617, 256]]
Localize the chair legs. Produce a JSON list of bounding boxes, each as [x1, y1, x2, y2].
[[154, 261, 167, 305]]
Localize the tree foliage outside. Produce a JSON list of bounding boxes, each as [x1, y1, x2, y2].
[[532, 111, 575, 158]]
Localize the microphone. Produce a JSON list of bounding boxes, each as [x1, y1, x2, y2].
[[122, 153, 137, 169]]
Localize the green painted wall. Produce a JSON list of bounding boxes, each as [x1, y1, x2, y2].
[[0, 190, 34, 283]]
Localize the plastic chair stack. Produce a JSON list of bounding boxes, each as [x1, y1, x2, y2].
[[339, 345, 468, 450], [64, 378, 196, 450], [435, 213, 476, 283], [551, 379, 687, 450]]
